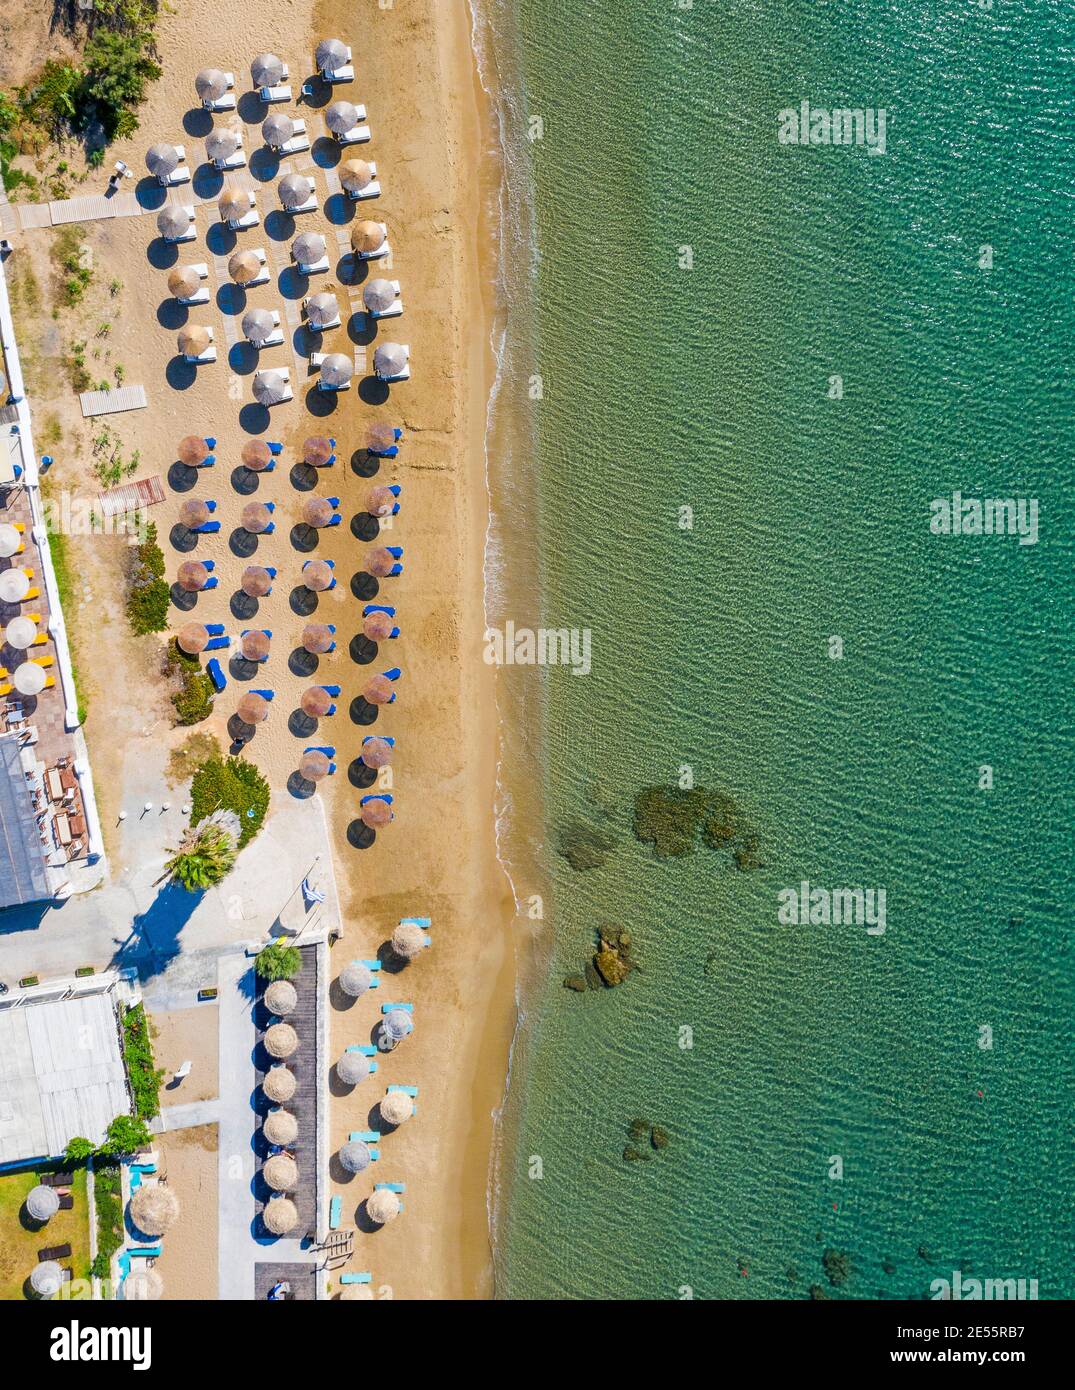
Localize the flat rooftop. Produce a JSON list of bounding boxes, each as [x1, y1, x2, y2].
[[0, 991, 128, 1164]]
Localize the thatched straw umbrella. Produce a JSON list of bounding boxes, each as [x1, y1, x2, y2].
[[300, 749, 330, 782], [263, 1109, 298, 1146], [179, 497, 210, 529], [265, 980, 297, 1016], [242, 439, 272, 471], [293, 231, 326, 267], [304, 291, 338, 331], [241, 629, 271, 662], [338, 962, 373, 998], [351, 220, 386, 256], [242, 307, 276, 347], [336, 1049, 370, 1084], [241, 501, 272, 533], [219, 187, 254, 225], [195, 68, 229, 104], [302, 623, 335, 655], [338, 1140, 371, 1174], [340, 1284, 374, 1300], [130, 1184, 180, 1236], [316, 38, 349, 73], [25, 1185, 59, 1222], [362, 611, 395, 644], [228, 248, 261, 285], [303, 436, 334, 467], [360, 735, 393, 768], [251, 53, 285, 88], [392, 922, 426, 960], [382, 1008, 413, 1043], [124, 1269, 164, 1301], [237, 690, 269, 725], [318, 353, 352, 390], [279, 172, 314, 210], [301, 686, 333, 718], [30, 1261, 63, 1297], [206, 128, 241, 166], [367, 1189, 401, 1225], [367, 422, 397, 453], [374, 343, 408, 380], [340, 159, 373, 195], [177, 560, 210, 592], [177, 621, 209, 656], [146, 143, 179, 179], [302, 496, 334, 529], [158, 204, 192, 240], [363, 279, 397, 315], [380, 1090, 414, 1126], [302, 559, 335, 591], [262, 112, 294, 150], [363, 674, 394, 705], [325, 100, 359, 136], [360, 798, 393, 830], [263, 1153, 299, 1192], [178, 435, 210, 466], [241, 565, 273, 597], [264, 1021, 298, 1058], [253, 369, 289, 405], [365, 486, 397, 518], [263, 1065, 296, 1103], [263, 1196, 298, 1235], [364, 547, 397, 579], [178, 324, 211, 358], [168, 265, 201, 300]]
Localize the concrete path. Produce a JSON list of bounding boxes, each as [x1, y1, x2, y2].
[[151, 1099, 221, 1133]]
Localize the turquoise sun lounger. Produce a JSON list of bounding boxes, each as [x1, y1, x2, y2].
[[340, 1272, 371, 1285], [329, 1195, 341, 1230], [349, 1130, 382, 1144], [380, 1002, 413, 1014]]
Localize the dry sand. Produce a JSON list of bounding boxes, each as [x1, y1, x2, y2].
[[149, 1005, 219, 1105], [153, 1125, 219, 1301]]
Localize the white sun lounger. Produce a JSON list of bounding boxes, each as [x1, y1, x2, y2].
[[309, 352, 350, 388], [244, 247, 271, 286], [179, 262, 212, 304], [226, 198, 260, 230], [304, 297, 340, 330], [286, 195, 319, 215], [321, 49, 354, 84], [349, 161, 381, 200], [379, 345, 410, 381], [370, 292, 403, 321], [164, 166, 191, 186], [297, 252, 330, 276], [280, 119, 310, 155], [358, 237, 390, 263], [257, 309, 285, 348], [260, 366, 293, 403], [185, 326, 217, 364], [216, 147, 247, 171], [260, 84, 293, 104], [166, 207, 198, 242], [205, 75, 236, 112], [337, 125, 371, 147]]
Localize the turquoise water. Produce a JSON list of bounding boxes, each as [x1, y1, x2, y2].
[[476, 0, 1074, 1299]]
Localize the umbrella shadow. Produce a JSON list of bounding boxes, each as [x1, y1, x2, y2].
[[349, 697, 380, 727], [288, 709, 319, 740], [239, 403, 271, 434], [230, 465, 260, 495], [217, 281, 247, 316], [350, 512, 379, 542], [324, 192, 354, 226], [336, 251, 366, 287], [230, 590, 260, 621], [205, 221, 237, 257], [347, 759, 377, 790], [248, 146, 281, 183], [228, 654, 262, 683], [303, 384, 340, 417], [227, 715, 258, 749], [167, 462, 199, 493], [350, 572, 379, 601], [311, 136, 341, 169], [289, 462, 319, 492], [347, 313, 376, 347], [358, 375, 390, 406], [157, 298, 188, 330], [228, 341, 259, 375], [289, 586, 318, 617], [135, 177, 167, 210], [278, 265, 308, 301], [287, 771, 316, 799], [146, 238, 180, 270], [264, 209, 295, 242], [289, 524, 319, 554], [165, 357, 198, 391], [350, 449, 381, 479], [192, 164, 225, 200], [237, 91, 267, 125], [328, 978, 360, 1012], [182, 108, 214, 139], [169, 583, 199, 612], [229, 528, 261, 558], [348, 635, 378, 666], [288, 648, 320, 678], [109, 882, 204, 981], [168, 524, 199, 554]]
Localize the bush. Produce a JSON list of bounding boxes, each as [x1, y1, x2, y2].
[[191, 756, 270, 848], [163, 821, 237, 891], [96, 1114, 152, 1157], [64, 1136, 95, 1164], [79, 28, 161, 140], [126, 523, 169, 635], [122, 1003, 164, 1120], [256, 942, 301, 982], [164, 641, 214, 726], [92, 1161, 123, 1272]]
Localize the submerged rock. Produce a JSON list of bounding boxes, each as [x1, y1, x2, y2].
[[595, 941, 630, 986], [628, 1119, 650, 1143], [563, 974, 587, 992], [584, 961, 603, 991], [650, 1125, 669, 1151], [623, 1145, 643, 1162], [557, 820, 616, 871], [822, 1248, 851, 1286]]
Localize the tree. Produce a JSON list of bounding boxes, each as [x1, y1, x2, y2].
[[256, 942, 301, 982], [97, 1114, 152, 1156], [64, 1136, 95, 1164], [78, 29, 161, 138], [161, 819, 238, 891]]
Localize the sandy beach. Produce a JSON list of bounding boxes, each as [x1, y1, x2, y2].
[[5, 0, 515, 1298]]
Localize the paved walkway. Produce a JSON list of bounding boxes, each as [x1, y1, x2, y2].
[[151, 1098, 221, 1132]]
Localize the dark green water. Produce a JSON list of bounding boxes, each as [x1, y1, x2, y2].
[[475, 0, 1074, 1299]]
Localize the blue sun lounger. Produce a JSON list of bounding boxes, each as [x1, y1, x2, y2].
[[349, 1130, 381, 1144], [205, 623, 225, 635], [193, 520, 221, 533], [340, 1272, 371, 1285], [198, 454, 216, 467], [205, 437, 217, 449], [204, 635, 230, 651], [207, 658, 226, 691], [329, 1195, 342, 1230], [266, 441, 282, 455], [347, 1044, 379, 1061], [375, 1183, 405, 1194], [202, 576, 219, 589], [252, 688, 275, 700], [380, 1001, 412, 1014]]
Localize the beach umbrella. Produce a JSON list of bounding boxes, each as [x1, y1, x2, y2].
[[392, 922, 426, 960], [130, 1184, 180, 1236], [177, 559, 209, 592], [361, 611, 394, 644], [364, 547, 396, 579], [293, 231, 326, 267], [251, 53, 285, 88], [302, 497, 334, 529], [263, 1065, 296, 1103], [177, 434, 209, 466], [262, 112, 294, 149], [13, 663, 47, 697], [241, 565, 273, 597], [178, 324, 211, 358], [365, 486, 396, 518], [206, 128, 241, 165], [0, 569, 30, 603], [303, 436, 334, 467], [263, 1154, 298, 1192], [300, 749, 330, 782], [382, 1008, 413, 1043], [157, 204, 191, 240], [336, 1049, 370, 1085], [265, 980, 297, 1016], [367, 422, 398, 453], [219, 186, 253, 224], [242, 439, 272, 471], [318, 353, 353, 390], [195, 68, 228, 102], [380, 1090, 414, 1126], [302, 623, 335, 655], [366, 1189, 400, 1225], [304, 291, 338, 330], [146, 143, 179, 179], [179, 497, 209, 529], [340, 158, 373, 195], [340, 1284, 375, 1300], [360, 798, 393, 830], [325, 100, 359, 136], [30, 1261, 63, 1297], [264, 1021, 298, 1058], [242, 307, 276, 347], [253, 369, 289, 405], [279, 173, 314, 210], [263, 1196, 298, 1235], [360, 735, 393, 769], [237, 690, 269, 725], [241, 629, 271, 662], [241, 501, 272, 533], [338, 962, 372, 998], [263, 1109, 298, 1146], [363, 278, 397, 315], [0, 523, 21, 559], [301, 686, 333, 718], [25, 1184, 59, 1222], [176, 621, 209, 656], [350, 220, 385, 256], [228, 248, 261, 285], [124, 1269, 164, 1301], [316, 38, 349, 73], [362, 674, 394, 705], [338, 1140, 371, 1175], [168, 264, 201, 300], [4, 615, 38, 650], [374, 343, 408, 380], [302, 559, 335, 591]]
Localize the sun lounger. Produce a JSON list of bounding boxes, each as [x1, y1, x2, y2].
[[197, 454, 216, 467], [336, 125, 371, 147], [374, 1183, 405, 1194], [329, 1196, 342, 1230], [286, 193, 319, 215], [207, 658, 226, 692], [204, 636, 230, 651], [184, 327, 217, 364], [164, 207, 197, 243], [339, 1272, 371, 1285], [38, 1243, 72, 1262], [388, 1085, 418, 1096], [259, 84, 293, 104], [279, 119, 310, 156], [177, 263, 211, 305], [346, 1045, 379, 1062], [202, 576, 219, 589], [380, 1002, 412, 1015], [266, 442, 283, 455], [165, 166, 192, 187], [42, 1172, 74, 1188], [205, 623, 225, 635], [320, 48, 354, 84], [216, 146, 247, 171], [368, 280, 403, 320], [349, 1131, 381, 1144], [57, 1193, 74, 1211], [252, 688, 274, 701], [193, 520, 221, 533], [348, 160, 381, 201]]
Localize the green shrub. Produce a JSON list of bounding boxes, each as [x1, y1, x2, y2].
[[163, 821, 237, 891], [64, 1136, 95, 1164], [126, 522, 169, 634], [163, 642, 215, 726], [191, 757, 270, 848], [96, 1113, 152, 1157], [122, 1003, 164, 1120], [92, 1161, 123, 1271], [255, 942, 301, 982]]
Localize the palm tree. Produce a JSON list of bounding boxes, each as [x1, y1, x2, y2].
[[162, 818, 237, 891]]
